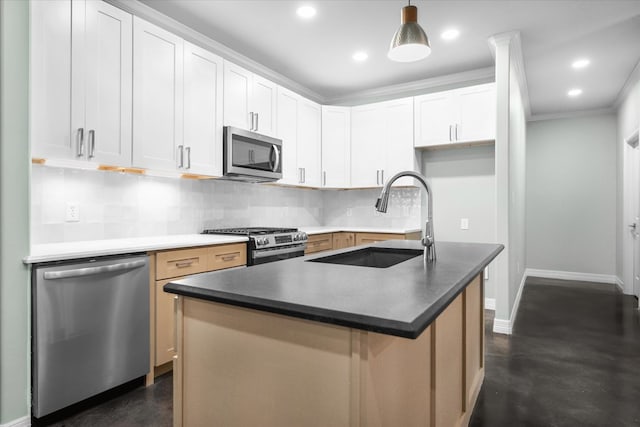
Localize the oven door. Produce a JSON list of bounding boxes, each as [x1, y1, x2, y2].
[[223, 126, 282, 181], [251, 245, 305, 265]]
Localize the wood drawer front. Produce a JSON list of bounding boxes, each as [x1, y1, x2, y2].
[[155, 279, 177, 366], [305, 233, 333, 254], [156, 247, 209, 280], [208, 243, 246, 271], [354, 233, 403, 246]]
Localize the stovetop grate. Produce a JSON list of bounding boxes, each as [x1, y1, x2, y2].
[[202, 227, 298, 236]]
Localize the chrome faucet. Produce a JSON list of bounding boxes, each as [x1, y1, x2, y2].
[[375, 171, 436, 263]]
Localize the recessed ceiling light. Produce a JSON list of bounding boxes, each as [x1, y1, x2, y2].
[[353, 51, 368, 62], [572, 58, 590, 69], [296, 5, 316, 19], [441, 28, 460, 41], [568, 88, 583, 97]]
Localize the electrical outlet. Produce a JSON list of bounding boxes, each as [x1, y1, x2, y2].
[[346, 208, 353, 217], [460, 218, 469, 230], [66, 202, 80, 222]]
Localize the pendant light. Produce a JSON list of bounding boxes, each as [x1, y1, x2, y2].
[[388, 0, 431, 62]]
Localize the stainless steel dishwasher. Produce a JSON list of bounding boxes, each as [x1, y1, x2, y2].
[[32, 254, 150, 418]]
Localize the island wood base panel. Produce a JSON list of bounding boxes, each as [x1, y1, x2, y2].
[[173, 274, 484, 427]]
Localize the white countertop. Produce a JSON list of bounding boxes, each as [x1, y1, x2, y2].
[[24, 234, 249, 264], [299, 226, 422, 235], [25, 227, 421, 264]]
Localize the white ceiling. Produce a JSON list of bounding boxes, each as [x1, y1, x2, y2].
[[138, 0, 640, 118]]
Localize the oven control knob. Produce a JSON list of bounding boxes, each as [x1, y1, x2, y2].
[[293, 234, 299, 242], [260, 238, 269, 245], [300, 232, 308, 241]]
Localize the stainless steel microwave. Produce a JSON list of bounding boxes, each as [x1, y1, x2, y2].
[[223, 126, 282, 182]]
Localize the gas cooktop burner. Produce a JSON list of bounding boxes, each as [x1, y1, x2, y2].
[[202, 227, 298, 236]]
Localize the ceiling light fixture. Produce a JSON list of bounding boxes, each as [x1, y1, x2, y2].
[[567, 88, 583, 97], [353, 51, 368, 62], [296, 5, 316, 19], [571, 58, 590, 69], [388, 0, 431, 62], [441, 28, 460, 41]]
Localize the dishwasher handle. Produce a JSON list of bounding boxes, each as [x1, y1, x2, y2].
[[43, 259, 147, 280]]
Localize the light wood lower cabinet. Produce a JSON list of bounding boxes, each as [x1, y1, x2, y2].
[[150, 243, 246, 381], [306, 231, 420, 254], [174, 273, 485, 427], [305, 233, 333, 254], [332, 232, 354, 249]]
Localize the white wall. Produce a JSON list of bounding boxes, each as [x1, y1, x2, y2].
[[31, 165, 421, 244], [422, 145, 497, 298], [617, 68, 640, 294], [526, 114, 617, 276], [31, 165, 325, 244], [0, 0, 30, 423]]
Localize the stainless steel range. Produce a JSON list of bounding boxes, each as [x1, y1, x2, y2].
[[202, 227, 308, 265]]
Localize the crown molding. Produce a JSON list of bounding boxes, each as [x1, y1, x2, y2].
[[325, 67, 495, 106], [528, 107, 615, 122], [613, 58, 640, 110], [105, 0, 324, 103], [487, 31, 532, 119]]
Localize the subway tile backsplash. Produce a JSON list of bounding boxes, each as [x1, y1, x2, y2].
[[31, 165, 421, 244]]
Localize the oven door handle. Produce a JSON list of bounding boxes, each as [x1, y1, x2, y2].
[[252, 245, 306, 259]]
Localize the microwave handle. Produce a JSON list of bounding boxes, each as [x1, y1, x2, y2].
[[270, 145, 280, 173]]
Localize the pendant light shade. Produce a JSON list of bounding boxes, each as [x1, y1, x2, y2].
[[388, 3, 431, 62]]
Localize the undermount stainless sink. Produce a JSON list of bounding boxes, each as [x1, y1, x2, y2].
[[307, 247, 423, 268]]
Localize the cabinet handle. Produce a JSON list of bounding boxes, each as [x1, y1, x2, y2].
[[302, 167, 306, 184], [175, 260, 194, 268], [249, 112, 255, 131], [449, 125, 452, 142], [455, 124, 459, 141], [298, 168, 303, 184], [177, 145, 184, 168], [76, 128, 85, 157], [381, 169, 384, 184], [185, 146, 191, 169], [323, 171, 327, 186], [88, 130, 96, 159], [376, 170, 380, 185], [220, 253, 239, 262], [255, 113, 259, 131]]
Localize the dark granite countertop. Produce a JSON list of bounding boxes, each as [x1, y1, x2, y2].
[[164, 240, 503, 339]]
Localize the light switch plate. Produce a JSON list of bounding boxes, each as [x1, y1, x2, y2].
[[460, 218, 469, 230], [66, 202, 80, 222]]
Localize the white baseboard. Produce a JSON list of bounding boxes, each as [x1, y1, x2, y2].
[[492, 272, 526, 336], [484, 298, 496, 310], [615, 276, 625, 293], [0, 416, 30, 427], [525, 268, 619, 285]]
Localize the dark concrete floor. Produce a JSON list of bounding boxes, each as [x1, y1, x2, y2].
[[39, 277, 640, 426], [470, 277, 640, 427]]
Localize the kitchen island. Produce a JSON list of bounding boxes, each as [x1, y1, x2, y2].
[[165, 240, 503, 427]]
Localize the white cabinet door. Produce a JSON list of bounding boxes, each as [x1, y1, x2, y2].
[[223, 61, 277, 137], [456, 84, 496, 143], [383, 98, 418, 187], [31, 0, 73, 159], [351, 104, 384, 188], [297, 99, 321, 187], [321, 106, 351, 188], [132, 17, 184, 171], [82, 0, 132, 165], [251, 75, 277, 137], [414, 91, 455, 148], [276, 87, 299, 185], [223, 61, 252, 130], [184, 42, 223, 176]]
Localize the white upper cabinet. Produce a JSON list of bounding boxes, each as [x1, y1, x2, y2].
[[224, 62, 277, 137], [276, 87, 321, 187], [183, 42, 224, 176], [297, 98, 322, 188], [351, 98, 417, 188], [414, 83, 496, 148], [321, 106, 351, 188], [132, 17, 184, 171], [31, 0, 132, 165]]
